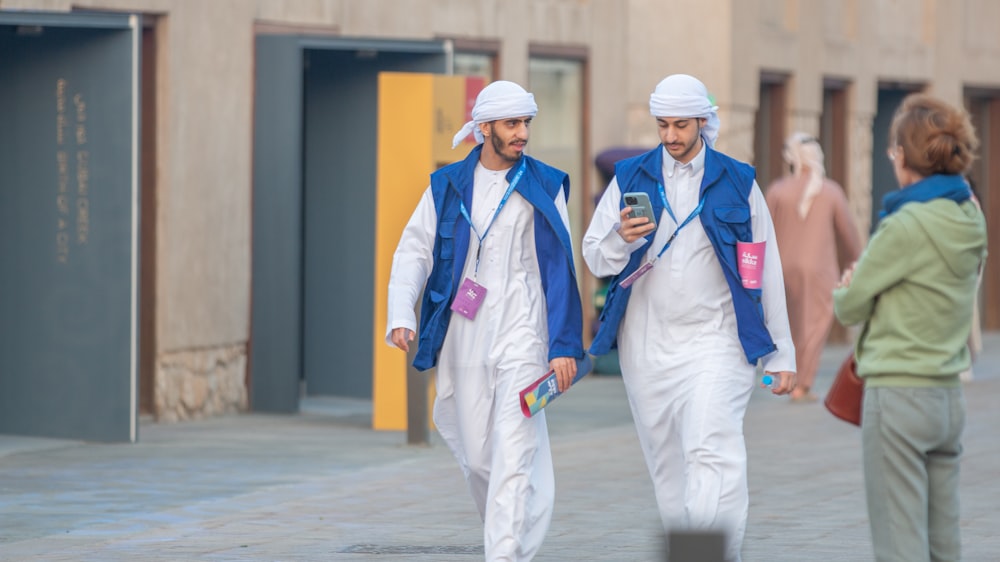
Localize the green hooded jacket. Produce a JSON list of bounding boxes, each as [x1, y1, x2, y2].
[[833, 198, 987, 387]]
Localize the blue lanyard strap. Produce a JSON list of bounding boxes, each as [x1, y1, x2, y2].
[[653, 182, 704, 259], [656, 181, 678, 223], [458, 159, 527, 276]]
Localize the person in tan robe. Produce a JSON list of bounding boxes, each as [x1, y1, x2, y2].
[[766, 133, 863, 402]]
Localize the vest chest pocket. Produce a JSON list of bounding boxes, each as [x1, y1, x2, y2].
[[713, 206, 752, 244], [438, 219, 456, 259]]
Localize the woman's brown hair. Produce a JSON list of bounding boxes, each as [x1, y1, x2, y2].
[[889, 93, 979, 176]]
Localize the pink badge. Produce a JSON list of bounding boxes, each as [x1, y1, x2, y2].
[[450, 278, 487, 319], [619, 261, 655, 289], [737, 241, 766, 288]]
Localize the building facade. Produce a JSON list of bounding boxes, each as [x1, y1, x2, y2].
[[1, 0, 997, 440]]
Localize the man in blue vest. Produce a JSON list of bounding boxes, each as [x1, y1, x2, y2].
[[582, 74, 797, 562], [386, 80, 584, 561]]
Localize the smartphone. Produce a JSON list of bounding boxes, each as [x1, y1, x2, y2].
[[623, 192, 657, 229]]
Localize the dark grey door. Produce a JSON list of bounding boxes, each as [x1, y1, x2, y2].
[[301, 44, 446, 399], [0, 12, 140, 442], [871, 87, 918, 231], [251, 36, 446, 411]]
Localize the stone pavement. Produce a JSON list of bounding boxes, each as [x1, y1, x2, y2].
[[1, 334, 999, 561]]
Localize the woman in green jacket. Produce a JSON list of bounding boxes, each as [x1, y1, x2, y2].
[[833, 94, 987, 562]]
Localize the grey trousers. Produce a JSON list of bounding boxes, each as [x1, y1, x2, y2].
[[862, 386, 965, 562]]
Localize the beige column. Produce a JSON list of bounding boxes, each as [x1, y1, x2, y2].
[[717, 104, 757, 165]]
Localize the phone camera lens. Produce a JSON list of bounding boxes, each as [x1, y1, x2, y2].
[[625, 197, 637, 204]]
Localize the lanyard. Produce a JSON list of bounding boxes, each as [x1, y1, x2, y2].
[[458, 159, 526, 277], [652, 182, 704, 259]]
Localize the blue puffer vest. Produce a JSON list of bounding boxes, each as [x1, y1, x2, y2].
[[414, 145, 584, 371], [588, 145, 777, 365]]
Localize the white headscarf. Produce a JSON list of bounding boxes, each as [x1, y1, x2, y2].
[[451, 80, 538, 149], [782, 132, 826, 218], [649, 74, 720, 148]]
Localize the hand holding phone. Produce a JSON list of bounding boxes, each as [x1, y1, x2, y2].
[[623, 192, 657, 229]]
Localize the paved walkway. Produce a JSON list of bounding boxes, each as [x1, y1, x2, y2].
[[2, 334, 999, 561]]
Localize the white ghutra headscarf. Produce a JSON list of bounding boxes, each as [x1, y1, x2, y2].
[[649, 74, 720, 148], [451, 80, 538, 149], [782, 132, 826, 218]]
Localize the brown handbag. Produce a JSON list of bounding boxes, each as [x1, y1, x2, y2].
[[824, 353, 863, 426]]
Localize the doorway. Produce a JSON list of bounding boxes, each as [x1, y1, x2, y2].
[[251, 35, 448, 412], [755, 73, 789, 191], [871, 84, 922, 232], [964, 91, 1000, 330]]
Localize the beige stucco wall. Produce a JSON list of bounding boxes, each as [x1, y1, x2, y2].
[[736, 0, 1000, 235], [747, 0, 1000, 144], [4, 0, 999, 420], [621, 0, 737, 151]]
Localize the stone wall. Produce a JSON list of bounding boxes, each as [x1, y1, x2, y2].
[[154, 344, 248, 422]]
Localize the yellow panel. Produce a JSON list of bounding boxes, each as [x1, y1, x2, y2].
[[432, 76, 469, 166], [373, 74, 482, 432], [433, 75, 486, 165], [373, 72, 434, 430]]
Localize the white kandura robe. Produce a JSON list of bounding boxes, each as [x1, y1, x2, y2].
[[387, 162, 572, 562], [582, 146, 795, 562]]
